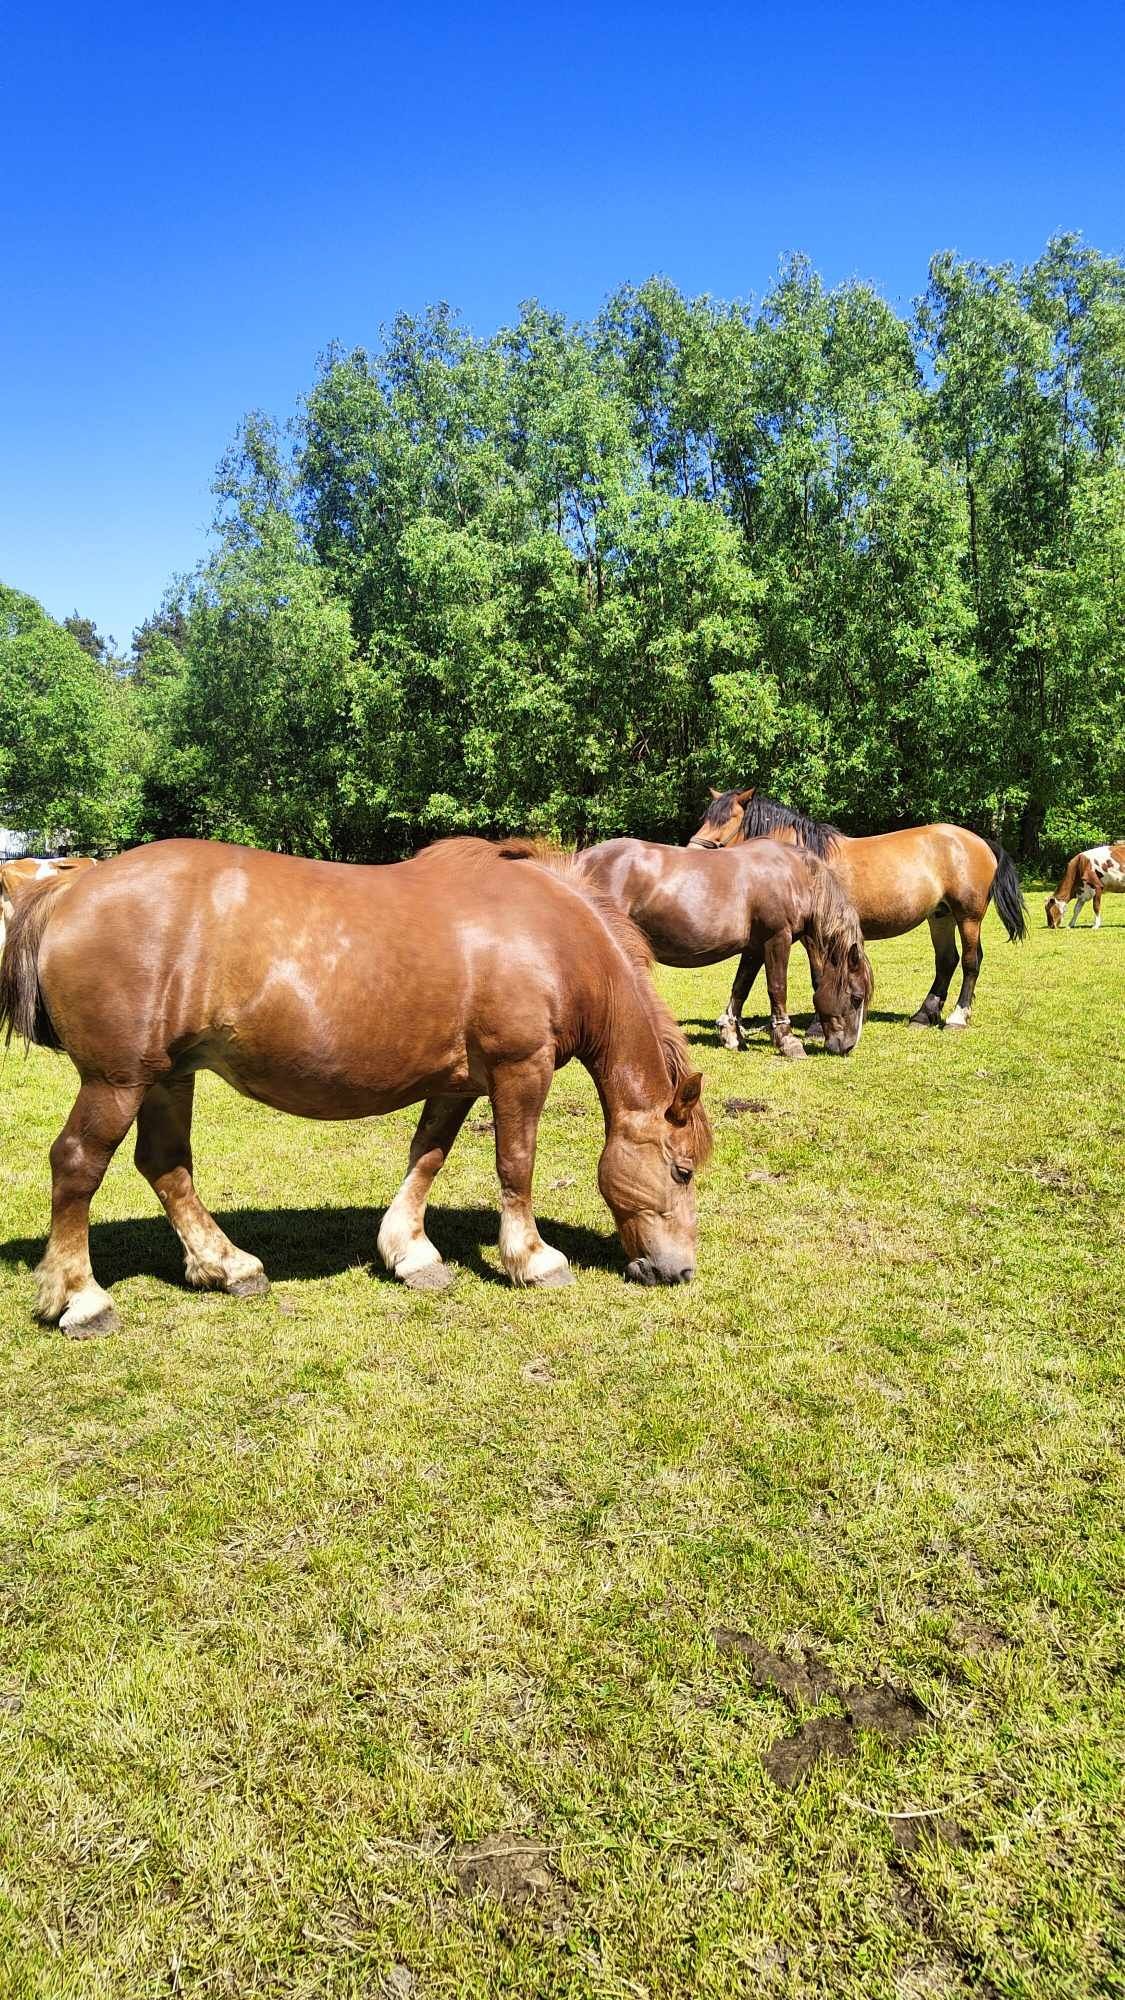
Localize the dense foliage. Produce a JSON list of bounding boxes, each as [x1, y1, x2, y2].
[[5, 236, 1124, 859]]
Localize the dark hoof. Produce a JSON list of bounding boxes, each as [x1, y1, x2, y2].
[[906, 1014, 937, 1029], [229, 1269, 271, 1299], [62, 1306, 120, 1340], [403, 1263, 455, 1292]]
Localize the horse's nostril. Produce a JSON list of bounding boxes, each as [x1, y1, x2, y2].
[[678, 1266, 694, 1284]]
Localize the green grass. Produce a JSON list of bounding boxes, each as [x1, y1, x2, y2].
[[1, 907, 1123, 1999]]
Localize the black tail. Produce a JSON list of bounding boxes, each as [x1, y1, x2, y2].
[[0, 883, 63, 1048], [985, 840, 1027, 942]]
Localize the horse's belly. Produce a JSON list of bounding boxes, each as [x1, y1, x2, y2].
[[199, 1028, 479, 1120]]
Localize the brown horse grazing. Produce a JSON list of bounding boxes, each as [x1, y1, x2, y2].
[[576, 838, 873, 1057], [0, 838, 712, 1334], [689, 789, 1026, 1032]]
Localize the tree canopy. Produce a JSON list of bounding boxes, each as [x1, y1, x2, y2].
[[5, 235, 1123, 860]]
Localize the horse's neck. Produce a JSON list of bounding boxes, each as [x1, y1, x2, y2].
[[583, 982, 670, 1123]]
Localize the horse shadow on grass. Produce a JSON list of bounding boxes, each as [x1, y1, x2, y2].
[[0, 1202, 623, 1304], [681, 1010, 907, 1047]]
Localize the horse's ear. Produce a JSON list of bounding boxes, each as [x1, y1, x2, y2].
[[736, 786, 756, 804], [666, 1070, 704, 1127], [708, 786, 721, 799]]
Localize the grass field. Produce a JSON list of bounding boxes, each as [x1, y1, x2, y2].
[[1, 903, 1123, 1999]]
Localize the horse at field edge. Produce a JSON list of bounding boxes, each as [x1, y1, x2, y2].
[[689, 787, 1026, 1036], [1045, 843, 1125, 928], [576, 837, 873, 1058], [0, 837, 713, 1335]]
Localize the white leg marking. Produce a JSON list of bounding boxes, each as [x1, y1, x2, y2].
[[58, 1282, 118, 1334], [716, 1009, 744, 1050], [499, 1208, 571, 1286], [377, 1193, 443, 1279], [945, 1004, 971, 1029]]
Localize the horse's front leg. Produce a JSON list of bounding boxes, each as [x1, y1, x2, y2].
[[379, 1094, 475, 1286], [717, 947, 762, 1049], [764, 933, 805, 1060], [490, 1055, 572, 1286]]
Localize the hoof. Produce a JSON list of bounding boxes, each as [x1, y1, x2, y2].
[[60, 1304, 120, 1340], [229, 1269, 271, 1298], [402, 1262, 455, 1292], [776, 1037, 806, 1061], [528, 1264, 575, 1289], [944, 1018, 969, 1032], [907, 1013, 938, 1029]]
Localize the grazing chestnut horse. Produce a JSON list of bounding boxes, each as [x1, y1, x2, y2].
[[0, 855, 94, 953], [0, 838, 712, 1334], [576, 837, 873, 1057], [689, 789, 1026, 1032], [1045, 844, 1125, 928]]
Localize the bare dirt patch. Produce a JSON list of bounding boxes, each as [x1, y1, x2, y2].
[[763, 1715, 857, 1788], [713, 1629, 831, 1708], [453, 1833, 562, 1911]]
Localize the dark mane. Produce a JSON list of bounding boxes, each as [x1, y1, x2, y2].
[[702, 790, 841, 859]]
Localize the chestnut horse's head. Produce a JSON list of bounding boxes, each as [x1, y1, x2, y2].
[[687, 786, 755, 849], [804, 860, 874, 1055], [598, 1063, 711, 1285]]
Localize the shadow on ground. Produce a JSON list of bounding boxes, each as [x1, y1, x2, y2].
[[681, 1010, 912, 1047], [0, 1203, 623, 1300]]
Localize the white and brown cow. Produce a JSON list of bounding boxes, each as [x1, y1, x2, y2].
[[1045, 844, 1125, 929], [0, 856, 96, 953]]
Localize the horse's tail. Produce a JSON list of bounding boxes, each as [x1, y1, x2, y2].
[[984, 839, 1027, 943], [0, 881, 65, 1049], [805, 857, 874, 1001]]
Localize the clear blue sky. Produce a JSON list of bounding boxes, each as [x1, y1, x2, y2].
[[3, 0, 1122, 649]]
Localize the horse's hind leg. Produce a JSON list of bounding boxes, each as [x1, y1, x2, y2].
[[36, 1079, 147, 1335], [946, 915, 983, 1029], [134, 1076, 268, 1297], [764, 933, 805, 1060], [490, 1055, 572, 1286], [378, 1093, 474, 1286], [908, 914, 960, 1026], [717, 947, 763, 1049]]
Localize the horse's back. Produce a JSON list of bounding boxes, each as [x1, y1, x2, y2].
[[33, 838, 616, 1109]]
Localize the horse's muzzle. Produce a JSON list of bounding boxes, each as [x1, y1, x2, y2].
[[625, 1256, 695, 1285], [688, 837, 719, 850]]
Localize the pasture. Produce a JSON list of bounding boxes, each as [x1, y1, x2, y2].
[[1, 907, 1122, 1999]]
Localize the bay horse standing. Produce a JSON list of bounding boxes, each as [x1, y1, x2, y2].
[[689, 789, 1026, 1033], [0, 838, 712, 1334], [1045, 844, 1125, 928], [577, 837, 873, 1057]]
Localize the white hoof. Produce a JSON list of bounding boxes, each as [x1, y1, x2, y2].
[[59, 1284, 120, 1338], [515, 1242, 573, 1288], [377, 1212, 443, 1279]]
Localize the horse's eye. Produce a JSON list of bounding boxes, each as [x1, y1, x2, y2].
[[672, 1161, 693, 1186]]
